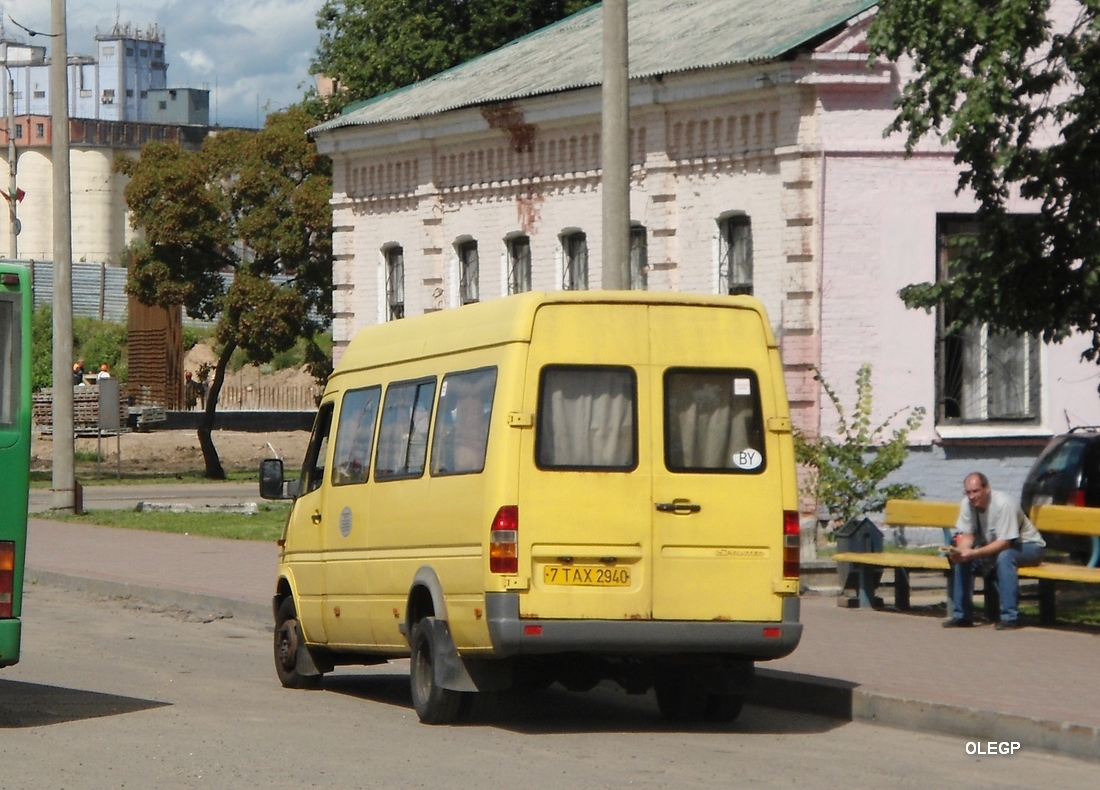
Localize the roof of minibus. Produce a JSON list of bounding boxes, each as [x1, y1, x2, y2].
[[332, 291, 776, 379]]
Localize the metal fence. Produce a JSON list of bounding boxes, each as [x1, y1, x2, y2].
[[215, 384, 322, 412], [32, 261, 129, 321]]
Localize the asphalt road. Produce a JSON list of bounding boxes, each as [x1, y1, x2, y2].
[[2, 584, 1095, 789]]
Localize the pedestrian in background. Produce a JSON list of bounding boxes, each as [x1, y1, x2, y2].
[[944, 472, 1045, 630]]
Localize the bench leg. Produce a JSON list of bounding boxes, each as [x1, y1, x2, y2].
[[857, 566, 875, 608], [895, 568, 911, 610], [1038, 579, 1057, 625]]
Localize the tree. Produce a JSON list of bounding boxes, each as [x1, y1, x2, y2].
[[794, 365, 925, 527], [867, 1, 1100, 362], [118, 107, 333, 479], [310, 0, 598, 116]]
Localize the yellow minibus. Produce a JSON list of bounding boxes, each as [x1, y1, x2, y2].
[[261, 291, 802, 723]]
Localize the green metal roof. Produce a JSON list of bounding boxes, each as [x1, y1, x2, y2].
[[312, 0, 877, 135]]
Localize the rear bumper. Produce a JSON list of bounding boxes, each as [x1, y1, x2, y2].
[[484, 593, 801, 660]]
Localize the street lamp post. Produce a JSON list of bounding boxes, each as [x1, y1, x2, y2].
[[5, 65, 17, 259], [51, 0, 76, 511]]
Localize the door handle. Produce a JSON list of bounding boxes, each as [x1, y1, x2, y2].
[[311, 510, 322, 525], [655, 501, 701, 514]]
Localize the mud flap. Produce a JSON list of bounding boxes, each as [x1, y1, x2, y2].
[[421, 617, 512, 693]]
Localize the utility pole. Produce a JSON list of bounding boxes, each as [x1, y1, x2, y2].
[[51, 0, 75, 511], [5, 66, 17, 259], [600, 0, 630, 290]]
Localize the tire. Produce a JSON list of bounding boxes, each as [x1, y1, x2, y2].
[[409, 617, 464, 724], [654, 670, 709, 722], [274, 596, 322, 690], [704, 693, 746, 723]]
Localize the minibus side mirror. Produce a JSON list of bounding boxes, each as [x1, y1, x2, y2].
[[259, 458, 296, 500]]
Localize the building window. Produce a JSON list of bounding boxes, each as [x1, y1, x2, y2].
[[458, 240, 479, 304], [719, 214, 753, 296], [562, 231, 588, 291], [14, 124, 21, 139], [126, 89, 134, 98], [158, 101, 167, 110], [630, 225, 648, 290], [936, 216, 1041, 425], [102, 89, 115, 105], [36, 124, 44, 138], [32, 90, 45, 99], [507, 235, 531, 294], [385, 246, 405, 320]]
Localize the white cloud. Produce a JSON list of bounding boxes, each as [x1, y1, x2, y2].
[[2, 0, 326, 128]]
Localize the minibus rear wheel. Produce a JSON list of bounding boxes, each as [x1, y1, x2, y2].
[[274, 597, 322, 690], [410, 617, 463, 724]]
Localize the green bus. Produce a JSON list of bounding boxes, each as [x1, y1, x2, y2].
[[1, 261, 31, 668]]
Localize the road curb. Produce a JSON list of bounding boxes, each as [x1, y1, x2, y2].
[[752, 668, 1100, 763]]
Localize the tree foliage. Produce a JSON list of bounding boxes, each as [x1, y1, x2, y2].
[[794, 365, 925, 525], [867, 1, 1100, 361], [309, 0, 598, 117], [117, 107, 333, 478]]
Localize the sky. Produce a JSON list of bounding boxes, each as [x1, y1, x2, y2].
[[2, 0, 327, 128]]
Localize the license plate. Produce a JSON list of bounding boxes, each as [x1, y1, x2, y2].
[[543, 565, 631, 587]]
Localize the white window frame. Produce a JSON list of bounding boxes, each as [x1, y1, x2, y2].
[[718, 213, 753, 296]]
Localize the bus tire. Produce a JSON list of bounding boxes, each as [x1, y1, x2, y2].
[[274, 596, 322, 690], [654, 669, 709, 722], [410, 617, 463, 724]]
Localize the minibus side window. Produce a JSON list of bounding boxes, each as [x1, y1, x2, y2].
[[664, 369, 766, 473], [375, 378, 436, 480], [300, 402, 334, 494], [332, 386, 382, 486], [431, 367, 497, 476], [536, 365, 637, 470]]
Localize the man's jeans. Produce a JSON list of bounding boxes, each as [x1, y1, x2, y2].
[[950, 542, 1044, 623]]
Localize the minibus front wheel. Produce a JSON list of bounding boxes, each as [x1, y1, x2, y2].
[[410, 617, 464, 724], [274, 597, 322, 690]]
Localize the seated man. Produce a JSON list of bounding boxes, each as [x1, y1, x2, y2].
[[944, 472, 1045, 630]]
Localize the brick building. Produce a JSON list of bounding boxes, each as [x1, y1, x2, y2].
[[311, 0, 1100, 502]]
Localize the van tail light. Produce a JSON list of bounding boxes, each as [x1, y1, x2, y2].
[[783, 511, 800, 579], [0, 541, 15, 619], [1068, 489, 1087, 507], [490, 506, 519, 574]]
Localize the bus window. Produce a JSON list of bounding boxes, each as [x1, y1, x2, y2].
[[536, 365, 637, 470], [375, 379, 436, 480], [431, 367, 497, 476], [299, 403, 334, 494], [332, 387, 382, 486], [0, 300, 14, 428], [664, 369, 765, 473]]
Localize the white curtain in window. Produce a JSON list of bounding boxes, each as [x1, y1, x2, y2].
[[669, 375, 754, 469], [542, 370, 633, 467]]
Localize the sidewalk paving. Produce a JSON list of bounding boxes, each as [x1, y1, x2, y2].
[[22, 485, 1100, 762]]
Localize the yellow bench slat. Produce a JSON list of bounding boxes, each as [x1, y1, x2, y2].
[[884, 499, 959, 529], [1029, 505, 1100, 538], [1019, 564, 1100, 583], [832, 552, 950, 570]]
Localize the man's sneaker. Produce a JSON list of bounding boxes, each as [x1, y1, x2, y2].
[[942, 619, 974, 628], [995, 620, 1021, 631]]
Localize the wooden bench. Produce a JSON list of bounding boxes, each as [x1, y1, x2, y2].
[[832, 499, 1100, 623]]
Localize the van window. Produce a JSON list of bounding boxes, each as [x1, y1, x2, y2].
[[665, 369, 765, 473], [375, 378, 437, 480], [536, 366, 637, 470], [431, 368, 497, 476], [300, 402, 334, 493], [332, 386, 382, 485]]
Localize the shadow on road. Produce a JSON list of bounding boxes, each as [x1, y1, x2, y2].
[[0, 679, 170, 728], [322, 668, 845, 736]]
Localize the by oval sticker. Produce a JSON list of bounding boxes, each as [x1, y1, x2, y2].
[[732, 448, 762, 470], [339, 506, 353, 538]]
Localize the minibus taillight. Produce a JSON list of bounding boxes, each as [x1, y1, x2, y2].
[[0, 541, 15, 619], [1068, 489, 1087, 507], [783, 511, 800, 579], [490, 506, 519, 574]]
